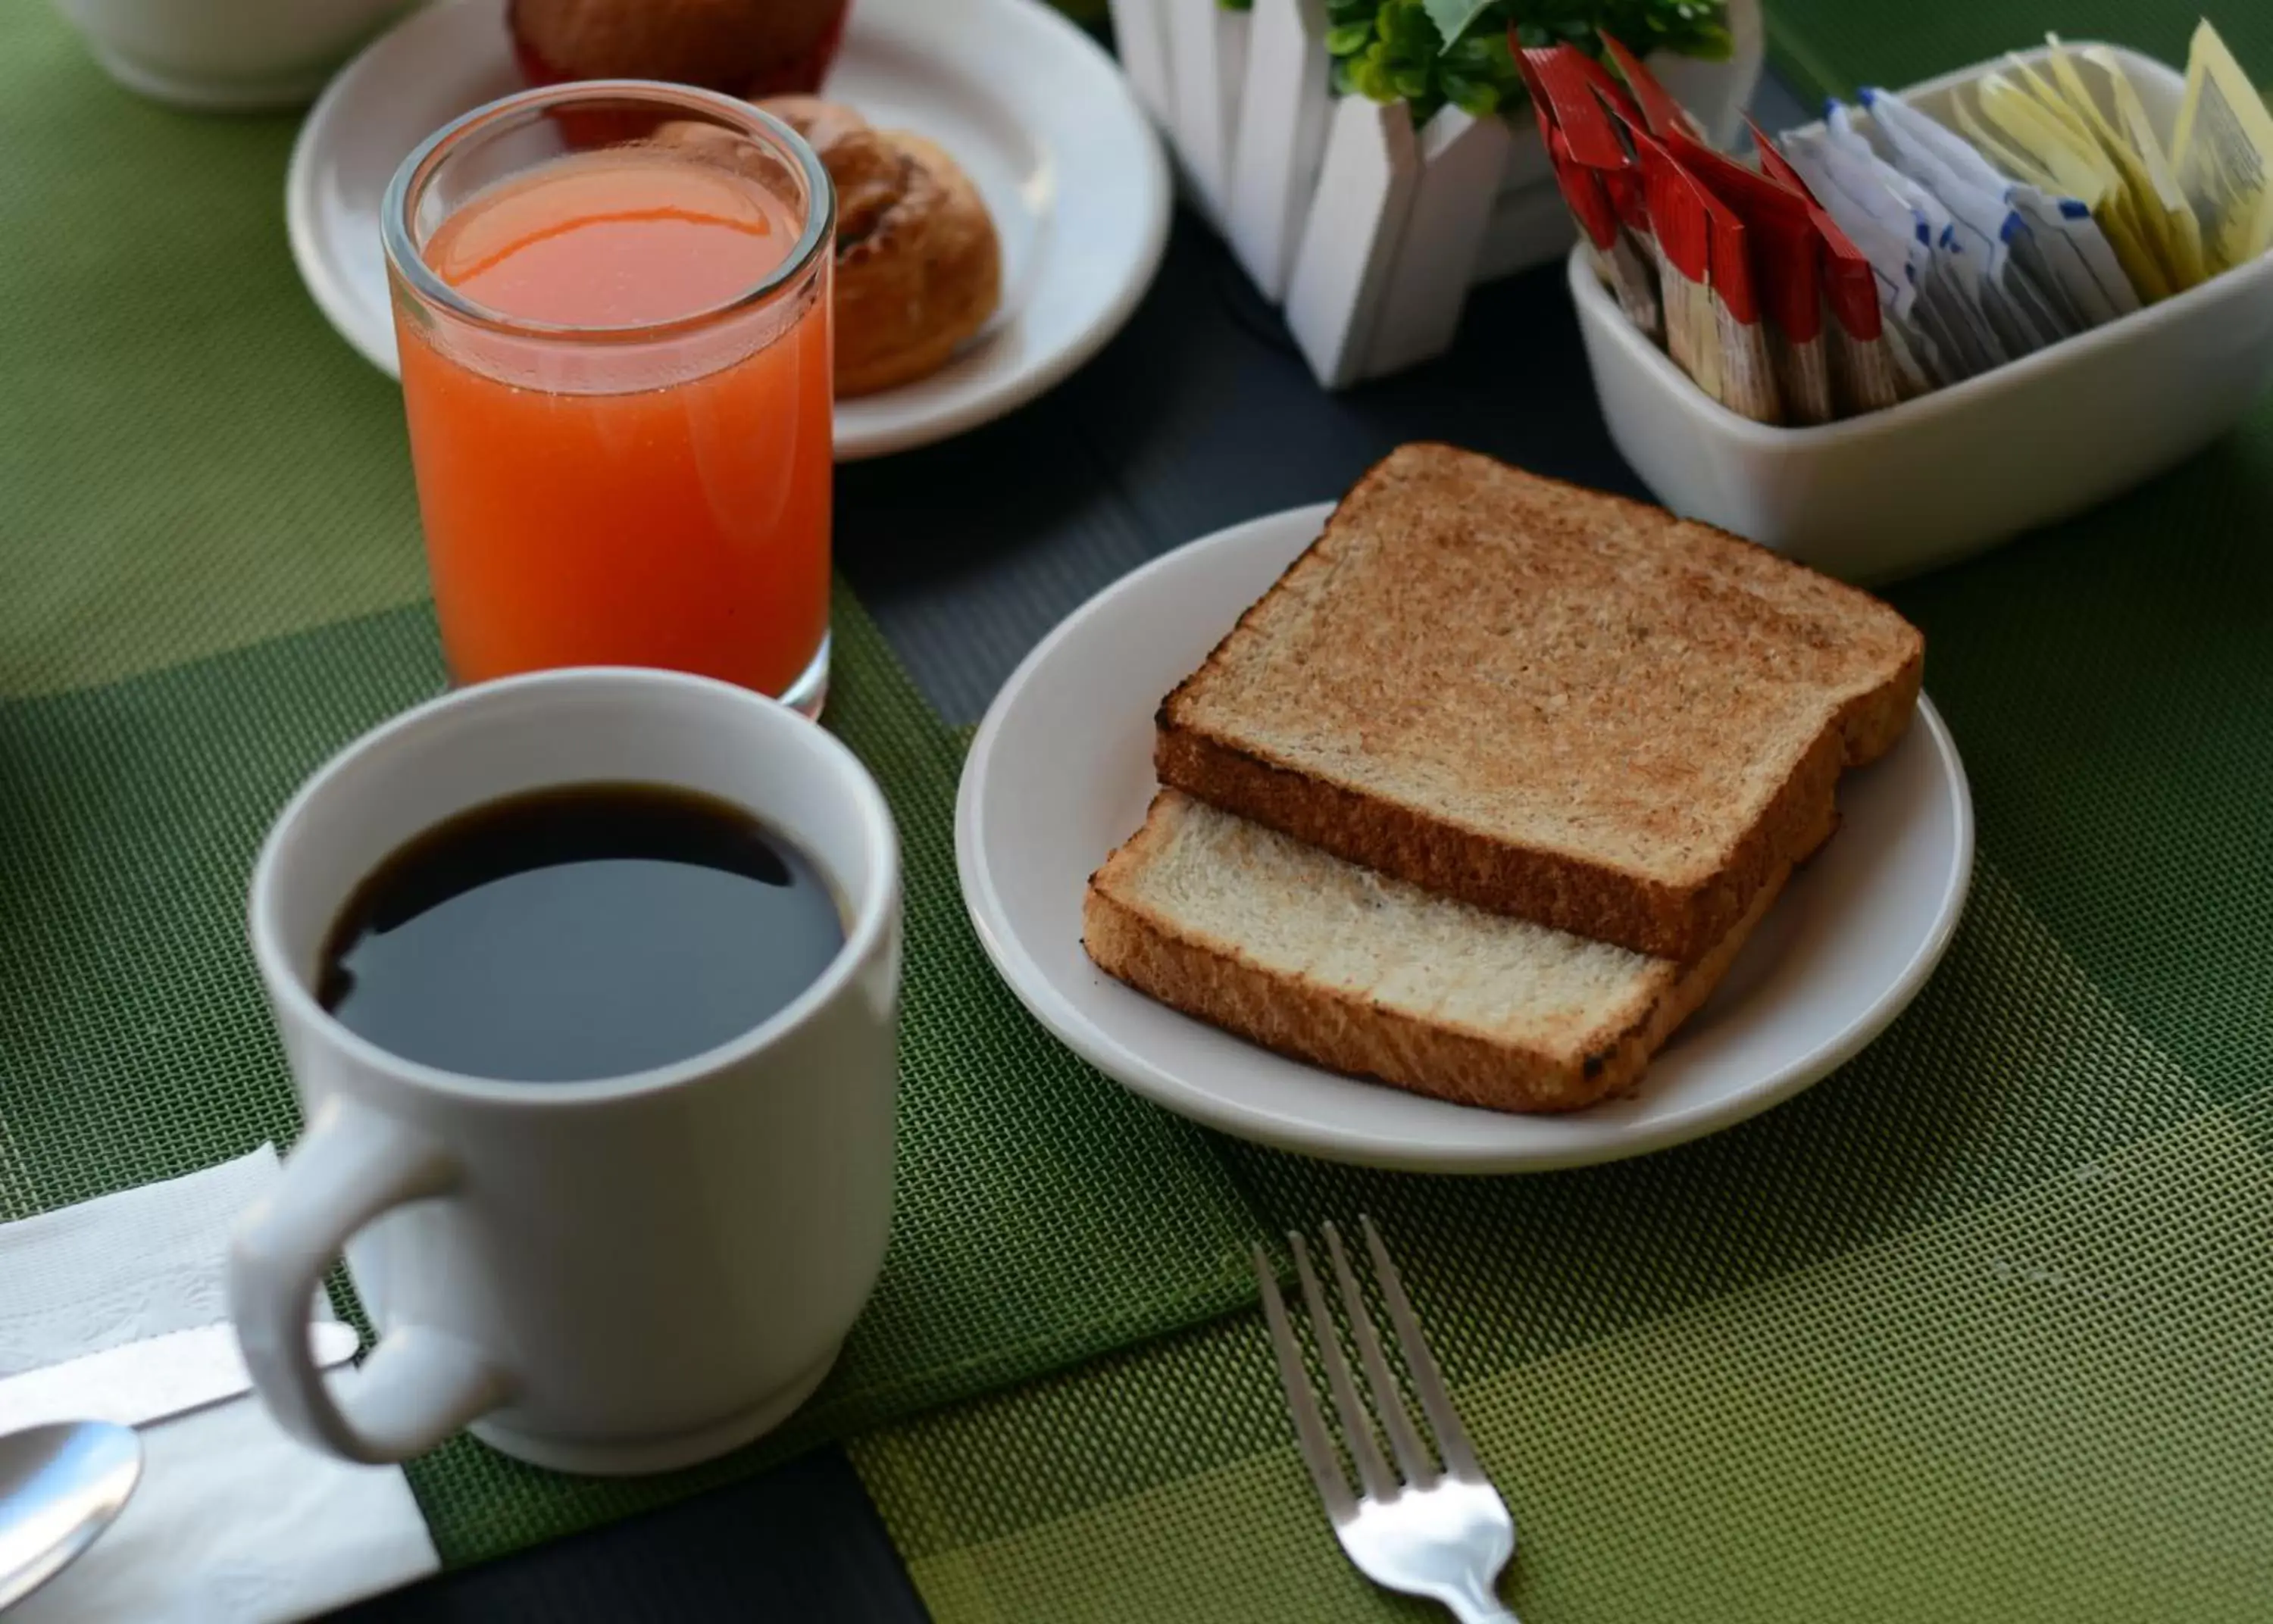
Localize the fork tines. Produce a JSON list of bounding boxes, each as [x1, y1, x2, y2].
[[1255, 1216, 1483, 1513]]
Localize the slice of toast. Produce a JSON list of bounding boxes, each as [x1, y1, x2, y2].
[[1083, 792, 1785, 1113], [1156, 445, 1922, 961]]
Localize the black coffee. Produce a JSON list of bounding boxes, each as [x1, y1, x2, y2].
[[317, 783, 844, 1082]]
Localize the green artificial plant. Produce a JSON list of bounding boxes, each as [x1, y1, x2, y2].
[[1215, 0, 1733, 125]]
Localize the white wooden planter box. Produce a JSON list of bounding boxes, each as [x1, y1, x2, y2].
[[1109, 0, 1763, 386]]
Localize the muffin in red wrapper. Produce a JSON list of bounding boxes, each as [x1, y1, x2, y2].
[[509, 0, 851, 99]]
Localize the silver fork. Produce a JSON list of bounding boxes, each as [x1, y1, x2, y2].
[[1255, 1216, 1518, 1624]]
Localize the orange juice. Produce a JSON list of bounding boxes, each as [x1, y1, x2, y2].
[[394, 143, 832, 698]]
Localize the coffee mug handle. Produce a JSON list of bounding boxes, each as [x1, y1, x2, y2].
[[230, 1096, 509, 1463]]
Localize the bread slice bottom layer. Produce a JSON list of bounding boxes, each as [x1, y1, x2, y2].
[[1083, 792, 1786, 1114]]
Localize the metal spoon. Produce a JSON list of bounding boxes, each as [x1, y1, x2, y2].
[[0, 1422, 142, 1611]]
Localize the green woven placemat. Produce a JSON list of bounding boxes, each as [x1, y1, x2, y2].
[[0, 1, 1259, 1566], [846, 6, 2273, 1619], [8, 0, 2273, 1610]]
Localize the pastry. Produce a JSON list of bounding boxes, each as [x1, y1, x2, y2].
[[509, 0, 849, 99], [750, 92, 868, 158], [760, 98, 1002, 398]]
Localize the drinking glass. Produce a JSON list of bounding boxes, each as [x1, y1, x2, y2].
[[383, 83, 836, 714]]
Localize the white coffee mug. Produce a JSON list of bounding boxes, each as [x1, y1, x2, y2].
[[230, 667, 900, 1476]]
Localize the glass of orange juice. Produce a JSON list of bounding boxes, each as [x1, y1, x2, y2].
[[383, 83, 835, 714]]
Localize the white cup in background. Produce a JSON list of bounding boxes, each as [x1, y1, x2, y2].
[[51, 0, 410, 111], [230, 667, 902, 1476]]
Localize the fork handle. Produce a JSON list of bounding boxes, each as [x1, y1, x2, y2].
[[1440, 1585, 1520, 1624]]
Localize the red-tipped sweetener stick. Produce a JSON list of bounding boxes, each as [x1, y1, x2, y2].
[[1629, 123, 1781, 422], [1518, 42, 1661, 336], [1600, 36, 1704, 142], [1746, 117, 1906, 411], [1668, 130, 1834, 423]]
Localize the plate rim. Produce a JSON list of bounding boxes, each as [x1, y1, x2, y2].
[[955, 503, 1978, 1173], [283, 0, 1171, 461]]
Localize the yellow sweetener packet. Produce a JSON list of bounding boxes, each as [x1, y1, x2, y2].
[[2171, 18, 2273, 273], [2005, 52, 2098, 148], [2086, 43, 2209, 286], [1977, 70, 2171, 299], [2046, 37, 2200, 292], [1957, 83, 2086, 199], [1976, 72, 2114, 202], [2098, 188, 2175, 302]]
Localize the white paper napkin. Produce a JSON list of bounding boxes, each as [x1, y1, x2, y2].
[[0, 1147, 439, 1622]]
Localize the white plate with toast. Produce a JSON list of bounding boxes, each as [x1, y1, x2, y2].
[[958, 498, 1975, 1173], [287, 0, 1169, 458]]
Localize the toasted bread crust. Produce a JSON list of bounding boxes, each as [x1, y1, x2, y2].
[[1157, 445, 1923, 961], [1834, 646, 1926, 767], [1083, 839, 1787, 1115], [1154, 723, 1834, 961]]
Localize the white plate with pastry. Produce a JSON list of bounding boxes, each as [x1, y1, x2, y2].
[[287, 0, 1170, 458], [958, 451, 1975, 1173]]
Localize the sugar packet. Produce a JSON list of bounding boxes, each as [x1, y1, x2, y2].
[[1777, 123, 1980, 384], [1591, 39, 1780, 422], [1971, 57, 2171, 301], [2171, 19, 2273, 273], [2043, 35, 2208, 290], [1824, 104, 2028, 366], [1630, 121, 1781, 423], [1515, 45, 1660, 339], [1860, 86, 2087, 339], [1600, 35, 1705, 145], [1749, 119, 1912, 412], [1943, 89, 2141, 323], [1671, 132, 1837, 422]]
